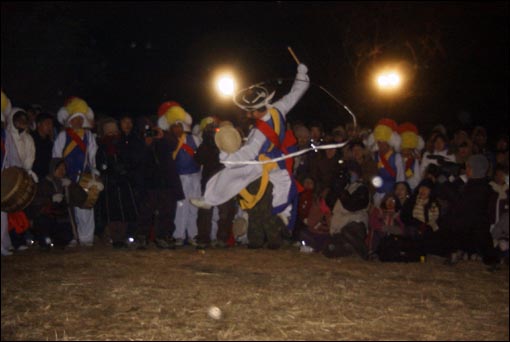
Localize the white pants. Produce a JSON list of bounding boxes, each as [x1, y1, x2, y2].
[[173, 172, 201, 240], [1, 211, 13, 251], [204, 165, 292, 213], [74, 207, 95, 245]]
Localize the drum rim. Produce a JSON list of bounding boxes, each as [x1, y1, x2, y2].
[[1, 166, 30, 203], [1, 167, 37, 212]]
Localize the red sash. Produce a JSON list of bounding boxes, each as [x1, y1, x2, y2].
[[256, 119, 303, 193], [405, 157, 414, 174], [181, 143, 195, 157], [66, 128, 87, 154], [256, 119, 281, 149], [379, 152, 396, 178]]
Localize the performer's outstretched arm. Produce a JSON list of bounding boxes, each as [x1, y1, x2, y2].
[[272, 64, 310, 118]]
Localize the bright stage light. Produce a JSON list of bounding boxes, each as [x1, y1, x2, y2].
[[376, 70, 402, 90], [216, 74, 235, 97]]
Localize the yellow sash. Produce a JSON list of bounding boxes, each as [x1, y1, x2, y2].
[[377, 150, 393, 169], [63, 129, 85, 158], [172, 134, 186, 160], [239, 154, 277, 210]]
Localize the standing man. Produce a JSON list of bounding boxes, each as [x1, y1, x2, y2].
[[2, 107, 38, 250], [157, 102, 201, 246], [136, 116, 185, 249], [52, 97, 99, 246], [31, 112, 55, 181], [397, 122, 424, 191], [365, 118, 405, 207]]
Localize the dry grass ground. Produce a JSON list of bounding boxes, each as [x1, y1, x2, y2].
[[1, 241, 509, 341]]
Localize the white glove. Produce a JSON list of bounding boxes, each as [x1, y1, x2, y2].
[[297, 63, 308, 75], [91, 168, 101, 177], [61, 178, 71, 187], [52, 193, 64, 203], [28, 170, 39, 183]]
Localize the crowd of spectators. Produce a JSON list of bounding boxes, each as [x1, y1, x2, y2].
[[1, 92, 508, 270]]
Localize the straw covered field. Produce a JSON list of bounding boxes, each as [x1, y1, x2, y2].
[[1, 241, 509, 341]]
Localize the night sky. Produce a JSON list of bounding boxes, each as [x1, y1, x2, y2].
[[1, 1, 508, 137]]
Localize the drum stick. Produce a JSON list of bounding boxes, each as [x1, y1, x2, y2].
[[287, 46, 300, 65], [65, 186, 80, 246]]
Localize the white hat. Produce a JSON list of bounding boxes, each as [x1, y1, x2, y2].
[[233, 85, 275, 111]]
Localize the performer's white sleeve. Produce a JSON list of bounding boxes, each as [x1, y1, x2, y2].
[[395, 153, 405, 183], [52, 131, 67, 158], [272, 68, 310, 118], [221, 129, 265, 166]]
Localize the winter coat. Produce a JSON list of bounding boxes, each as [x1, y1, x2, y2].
[[330, 181, 369, 235]]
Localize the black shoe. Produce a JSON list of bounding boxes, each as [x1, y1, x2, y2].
[[155, 238, 170, 249], [196, 243, 208, 250], [155, 238, 176, 250]]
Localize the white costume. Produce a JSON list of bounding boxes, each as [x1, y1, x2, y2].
[[2, 106, 37, 254], [52, 98, 98, 245], [398, 122, 425, 191], [157, 102, 201, 243], [202, 64, 309, 222]]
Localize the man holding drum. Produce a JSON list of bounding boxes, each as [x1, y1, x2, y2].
[[1, 102, 38, 254], [52, 97, 100, 247]]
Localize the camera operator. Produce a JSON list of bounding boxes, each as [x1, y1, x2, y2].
[[96, 118, 139, 248], [420, 133, 455, 179], [135, 117, 184, 249]]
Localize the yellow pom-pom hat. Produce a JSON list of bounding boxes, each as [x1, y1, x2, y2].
[[157, 101, 192, 132], [199, 116, 216, 132], [57, 96, 95, 128], [364, 118, 401, 152], [1, 90, 12, 123], [398, 122, 425, 151]]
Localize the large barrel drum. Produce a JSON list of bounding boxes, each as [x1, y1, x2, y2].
[[68, 172, 102, 209], [1, 167, 37, 212]]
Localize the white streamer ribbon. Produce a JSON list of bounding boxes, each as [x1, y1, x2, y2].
[[221, 141, 350, 166]]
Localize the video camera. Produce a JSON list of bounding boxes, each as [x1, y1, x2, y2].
[[425, 154, 463, 178]]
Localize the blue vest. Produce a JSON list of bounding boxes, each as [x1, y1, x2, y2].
[[374, 151, 398, 194], [259, 108, 288, 171], [64, 131, 90, 182], [175, 134, 200, 175]]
